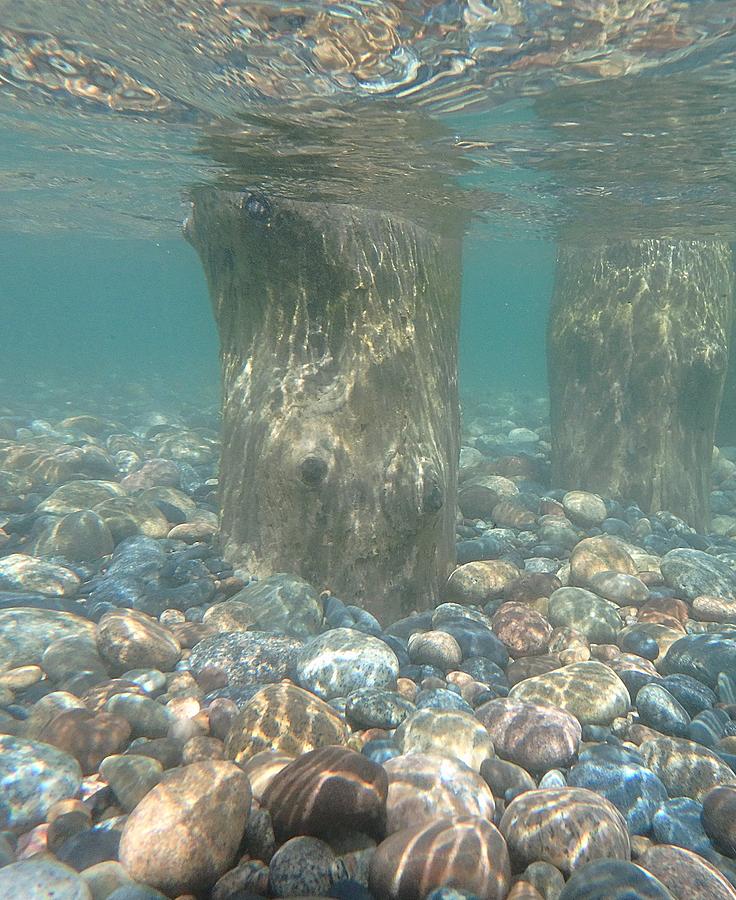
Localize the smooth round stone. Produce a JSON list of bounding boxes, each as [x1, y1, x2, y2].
[[661, 549, 736, 602], [688, 708, 730, 748], [96, 609, 181, 674], [702, 785, 736, 857], [692, 595, 736, 623], [23, 691, 87, 739], [639, 844, 736, 900], [38, 480, 126, 515], [415, 687, 474, 714], [79, 861, 135, 899], [225, 683, 350, 763], [492, 499, 537, 529], [32, 511, 115, 563], [383, 753, 495, 834], [620, 630, 660, 660], [660, 674, 716, 717], [523, 861, 566, 900], [189, 631, 302, 690], [262, 746, 387, 842], [491, 603, 552, 658], [568, 746, 668, 834], [639, 736, 736, 801], [104, 693, 173, 739], [661, 634, 736, 688], [92, 497, 169, 542], [369, 817, 511, 900], [480, 758, 536, 798], [458, 476, 518, 519], [99, 754, 164, 812], [209, 573, 323, 638], [269, 836, 336, 898], [444, 560, 520, 605], [239, 750, 295, 803], [557, 859, 674, 899], [459, 657, 508, 688], [500, 787, 631, 876], [433, 618, 509, 668], [42, 635, 106, 682], [569, 536, 637, 589], [119, 760, 251, 896], [651, 798, 714, 858], [547, 587, 621, 644], [476, 698, 581, 772], [636, 683, 691, 738], [38, 708, 131, 775], [295, 628, 399, 700], [508, 661, 630, 725], [0, 607, 95, 676], [345, 687, 415, 730], [121, 459, 181, 492], [408, 631, 463, 671], [588, 571, 650, 606], [395, 709, 494, 771], [563, 491, 608, 527], [55, 824, 121, 871], [120, 668, 167, 695], [0, 735, 82, 829], [0, 857, 92, 899]]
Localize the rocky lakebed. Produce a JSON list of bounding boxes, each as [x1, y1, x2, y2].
[[0, 380, 735, 899]]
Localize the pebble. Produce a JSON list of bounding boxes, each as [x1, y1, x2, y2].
[[547, 587, 621, 643], [702, 785, 736, 857], [188, 631, 302, 690], [638, 844, 736, 900], [0, 857, 92, 899], [568, 744, 668, 834], [225, 682, 350, 762], [661, 548, 736, 601], [345, 687, 415, 729], [569, 536, 637, 588], [491, 602, 552, 657], [119, 760, 251, 896], [395, 708, 494, 770], [443, 560, 521, 604], [408, 631, 463, 671], [557, 858, 674, 899], [476, 697, 581, 772], [369, 817, 511, 900], [383, 752, 495, 834], [206, 573, 323, 638], [0, 607, 95, 672], [508, 660, 631, 725], [0, 735, 82, 830], [639, 735, 736, 801], [562, 491, 608, 527], [96, 609, 181, 674], [661, 633, 736, 688], [262, 746, 387, 842], [38, 707, 131, 775], [99, 754, 164, 812], [636, 683, 692, 737], [269, 835, 337, 898], [295, 627, 399, 700], [500, 787, 631, 876]]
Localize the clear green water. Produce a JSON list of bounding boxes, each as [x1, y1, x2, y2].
[[1, 1, 736, 392]]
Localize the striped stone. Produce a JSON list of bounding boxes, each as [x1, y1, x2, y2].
[[262, 746, 387, 841], [500, 788, 630, 876], [369, 816, 511, 900], [224, 683, 350, 763], [383, 753, 495, 835]]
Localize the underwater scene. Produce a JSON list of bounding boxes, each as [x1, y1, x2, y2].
[[3, 2, 736, 898]]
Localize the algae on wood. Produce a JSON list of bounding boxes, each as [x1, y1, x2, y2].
[[548, 239, 734, 531], [186, 189, 462, 622]]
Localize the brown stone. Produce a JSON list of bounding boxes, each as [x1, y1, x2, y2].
[[263, 746, 388, 842], [701, 785, 736, 856], [500, 787, 630, 876], [570, 536, 637, 589], [383, 752, 495, 835], [96, 609, 181, 674], [81, 679, 147, 713], [492, 499, 537, 529], [225, 683, 350, 763], [240, 750, 295, 803], [492, 603, 552, 658], [407, 631, 462, 671], [506, 655, 561, 687], [395, 709, 494, 771], [476, 697, 581, 773], [369, 817, 511, 900], [638, 844, 736, 900], [639, 736, 736, 802], [119, 760, 251, 896], [39, 708, 131, 776], [506, 574, 562, 605]]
